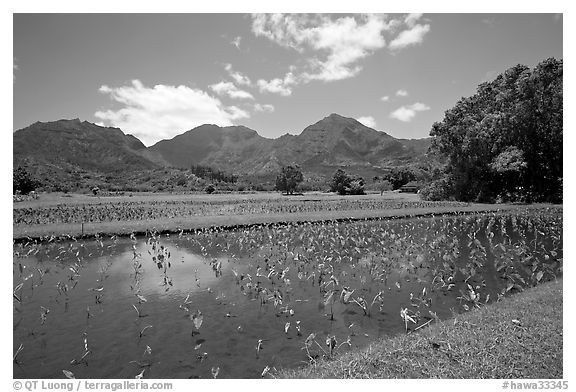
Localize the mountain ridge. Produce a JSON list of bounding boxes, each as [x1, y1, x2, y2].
[[13, 114, 431, 189]]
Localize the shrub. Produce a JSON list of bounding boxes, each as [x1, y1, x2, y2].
[[205, 184, 216, 194]]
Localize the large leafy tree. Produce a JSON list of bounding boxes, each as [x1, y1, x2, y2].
[[428, 58, 562, 202], [275, 165, 304, 195]]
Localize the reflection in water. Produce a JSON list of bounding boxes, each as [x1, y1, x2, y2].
[[13, 210, 562, 378]]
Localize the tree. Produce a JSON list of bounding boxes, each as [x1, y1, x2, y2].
[[377, 180, 393, 195], [428, 58, 562, 203], [347, 178, 365, 195], [330, 169, 365, 195], [275, 165, 304, 195], [13, 166, 37, 195], [330, 169, 351, 195], [384, 168, 416, 190]]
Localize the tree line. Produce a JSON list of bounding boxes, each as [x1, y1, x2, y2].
[[189, 164, 238, 183]]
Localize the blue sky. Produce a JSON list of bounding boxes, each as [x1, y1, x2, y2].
[[13, 13, 562, 145]]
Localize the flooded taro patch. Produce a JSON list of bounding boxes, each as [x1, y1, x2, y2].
[[13, 209, 562, 379]]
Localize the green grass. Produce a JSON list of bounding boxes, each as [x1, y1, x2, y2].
[[278, 278, 563, 379]]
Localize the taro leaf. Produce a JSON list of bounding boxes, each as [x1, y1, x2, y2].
[[323, 290, 334, 307], [63, 370, 75, 379], [343, 288, 354, 303], [261, 366, 271, 378], [304, 333, 315, 348], [191, 311, 203, 330]]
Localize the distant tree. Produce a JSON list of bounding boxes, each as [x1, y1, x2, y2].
[[347, 178, 365, 195], [13, 166, 37, 195], [384, 168, 416, 190], [377, 180, 393, 195], [330, 169, 351, 195], [91, 186, 100, 196], [190, 164, 237, 183], [330, 169, 365, 195], [275, 165, 304, 195]]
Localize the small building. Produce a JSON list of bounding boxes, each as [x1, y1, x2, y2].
[[400, 181, 421, 193]]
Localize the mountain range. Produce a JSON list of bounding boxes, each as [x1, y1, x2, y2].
[[13, 113, 431, 189]]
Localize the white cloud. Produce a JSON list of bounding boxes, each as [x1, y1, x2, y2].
[[251, 14, 431, 87], [357, 116, 377, 128], [396, 89, 408, 97], [231, 36, 242, 49], [254, 103, 275, 113], [224, 63, 252, 86], [389, 23, 430, 50], [257, 72, 296, 96], [209, 81, 254, 100], [405, 13, 423, 28], [95, 80, 249, 146], [252, 14, 391, 83], [389, 102, 430, 122], [380, 95, 390, 102]]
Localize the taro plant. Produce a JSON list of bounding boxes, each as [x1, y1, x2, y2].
[[400, 307, 418, 333]]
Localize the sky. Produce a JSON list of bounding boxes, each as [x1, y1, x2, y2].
[[13, 13, 563, 146]]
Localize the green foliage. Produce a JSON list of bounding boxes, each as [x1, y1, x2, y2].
[[13, 166, 38, 195], [429, 58, 562, 203], [377, 180, 393, 195], [275, 165, 304, 195], [347, 179, 366, 195], [384, 168, 417, 190], [330, 169, 351, 195], [190, 164, 237, 183], [205, 184, 216, 194], [420, 178, 454, 201], [330, 169, 365, 195]]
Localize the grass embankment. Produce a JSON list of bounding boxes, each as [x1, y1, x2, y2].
[[279, 278, 563, 379]]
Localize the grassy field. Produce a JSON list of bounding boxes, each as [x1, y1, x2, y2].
[[12, 191, 561, 239], [277, 278, 563, 379]]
